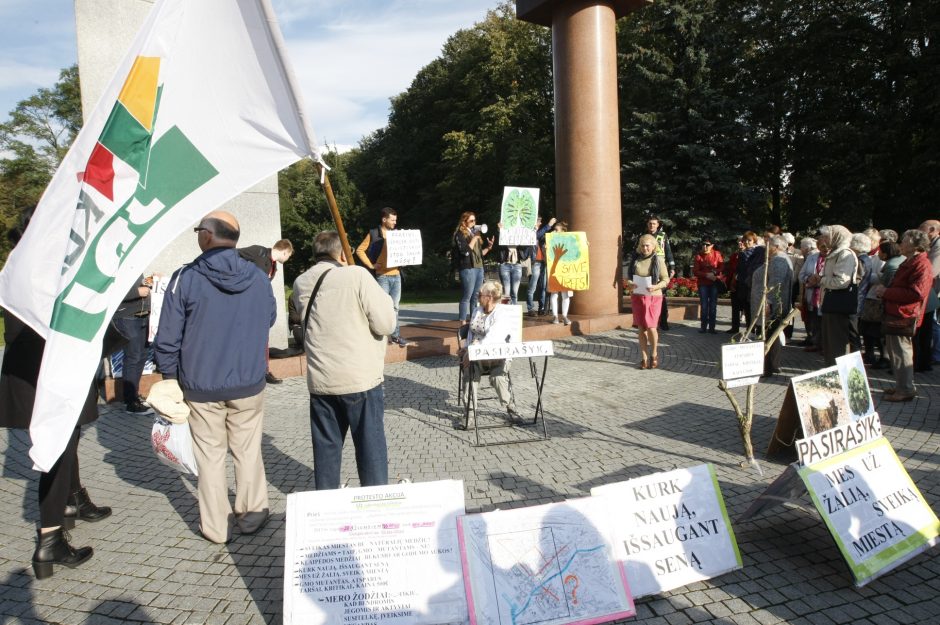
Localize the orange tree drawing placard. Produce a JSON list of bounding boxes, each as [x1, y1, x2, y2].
[[546, 231, 589, 292]]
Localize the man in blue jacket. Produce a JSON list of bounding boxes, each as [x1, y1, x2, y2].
[[154, 210, 276, 543]]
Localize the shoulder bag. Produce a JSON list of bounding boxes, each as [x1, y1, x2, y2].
[[301, 268, 334, 344], [882, 304, 919, 337], [820, 254, 859, 315]]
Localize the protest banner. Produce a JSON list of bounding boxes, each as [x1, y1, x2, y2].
[[385, 230, 422, 267], [498, 187, 539, 246], [0, 0, 322, 471], [458, 497, 635, 625], [148, 274, 168, 342], [796, 413, 883, 466], [720, 341, 764, 388], [546, 232, 589, 292], [284, 480, 467, 625], [468, 340, 554, 361], [591, 464, 741, 598], [799, 437, 940, 586]]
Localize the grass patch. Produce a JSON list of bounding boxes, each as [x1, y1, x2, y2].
[[401, 288, 460, 305]]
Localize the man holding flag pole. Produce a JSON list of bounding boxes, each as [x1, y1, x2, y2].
[[0, 0, 331, 568]]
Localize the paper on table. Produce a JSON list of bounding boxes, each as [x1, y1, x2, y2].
[[632, 275, 652, 295]]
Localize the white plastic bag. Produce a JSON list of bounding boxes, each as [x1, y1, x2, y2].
[[151, 417, 199, 476]]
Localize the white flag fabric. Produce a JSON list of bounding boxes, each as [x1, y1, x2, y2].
[[0, 0, 321, 471]]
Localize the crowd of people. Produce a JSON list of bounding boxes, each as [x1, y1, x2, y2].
[[2, 202, 938, 581], [693, 220, 940, 399]]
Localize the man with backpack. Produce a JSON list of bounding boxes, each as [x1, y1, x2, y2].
[[355, 207, 414, 347]]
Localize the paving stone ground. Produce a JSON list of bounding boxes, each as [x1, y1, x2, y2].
[[1, 312, 939, 625]]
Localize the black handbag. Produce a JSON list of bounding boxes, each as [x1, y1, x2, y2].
[[821, 284, 859, 314]]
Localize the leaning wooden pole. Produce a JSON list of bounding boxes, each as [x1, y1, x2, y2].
[[317, 164, 355, 265]]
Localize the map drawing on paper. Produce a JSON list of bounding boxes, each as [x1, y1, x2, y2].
[[461, 502, 632, 625]]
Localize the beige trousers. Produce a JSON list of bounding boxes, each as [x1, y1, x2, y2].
[[186, 392, 269, 543]]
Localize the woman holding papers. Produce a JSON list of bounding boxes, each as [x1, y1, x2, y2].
[[459, 281, 518, 427], [626, 234, 669, 369]]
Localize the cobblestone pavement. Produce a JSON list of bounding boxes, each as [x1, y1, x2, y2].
[[1, 317, 938, 625]]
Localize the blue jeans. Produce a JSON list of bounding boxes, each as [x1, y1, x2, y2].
[[376, 274, 402, 340], [309, 384, 388, 490], [113, 315, 148, 405], [459, 267, 484, 321], [527, 261, 547, 312], [699, 284, 718, 331], [499, 263, 523, 305]]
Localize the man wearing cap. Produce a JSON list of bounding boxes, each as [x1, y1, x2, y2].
[[154, 210, 276, 543], [693, 236, 723, 333]]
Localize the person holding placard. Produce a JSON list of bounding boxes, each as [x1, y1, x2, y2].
[[547, 220, 574, 325], [496, 222, 531, 306], [355, 207, 415, 348], [453, 212, 494, 323], [626, 234, 669, 369], [526, 216, 555, 316]]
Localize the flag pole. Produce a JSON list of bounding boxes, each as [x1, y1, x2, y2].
[[317, 164, 355, 265]]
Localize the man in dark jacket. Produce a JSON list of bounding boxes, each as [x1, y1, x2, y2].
[[111, 275, 153, 413], [238, 239, 293, 383], [154, 210, 276, 543]]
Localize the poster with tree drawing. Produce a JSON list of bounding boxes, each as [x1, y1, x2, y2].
[[499, 187, 539, 246], [546, 231, 589, 292]]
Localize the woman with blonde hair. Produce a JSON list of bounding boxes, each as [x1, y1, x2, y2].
[[453, 211, 493, 322], [627, 234, 669, 369]]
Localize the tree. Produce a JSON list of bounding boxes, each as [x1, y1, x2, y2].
[[618, 0, 758, 269], [0, 65, 82, 262], [278, 150, 366, 284], [347, 2, 555, 272]]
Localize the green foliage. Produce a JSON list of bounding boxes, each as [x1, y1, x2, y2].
[[278, 151, 366, 285], [347, 1, 555, 272], [0, 65, 81, 264], [846, 367, 870, 416]]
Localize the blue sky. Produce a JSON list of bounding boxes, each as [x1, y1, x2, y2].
[[0, 0, 500, 150]]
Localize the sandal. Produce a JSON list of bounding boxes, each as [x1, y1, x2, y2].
[[651, 356, 659, 369], [639, 356, 649, 369]]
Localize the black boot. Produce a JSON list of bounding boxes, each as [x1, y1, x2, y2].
[[64, 487, 112, 523], [32, 528, 93, 579]]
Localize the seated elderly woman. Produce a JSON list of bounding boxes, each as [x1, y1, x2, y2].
[[458, 280, 518, 428]]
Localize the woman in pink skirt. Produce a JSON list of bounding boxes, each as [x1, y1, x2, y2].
[[627, 234, 670, 368]]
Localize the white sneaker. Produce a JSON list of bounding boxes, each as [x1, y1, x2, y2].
[[552, 316, 560, 324], [563, 317, 570, 326]]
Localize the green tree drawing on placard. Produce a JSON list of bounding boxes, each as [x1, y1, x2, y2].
[[502, 188, 537, 229]]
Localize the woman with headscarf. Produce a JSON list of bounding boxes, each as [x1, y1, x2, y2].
[[874, 229, 935, 401], [626, 234, 669, 369], [808, 225, 863, 365]]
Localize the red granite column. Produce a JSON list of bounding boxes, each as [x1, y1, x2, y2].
[[517, 0, 647, 316]]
